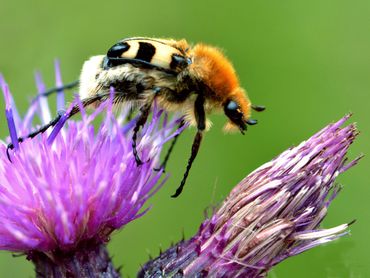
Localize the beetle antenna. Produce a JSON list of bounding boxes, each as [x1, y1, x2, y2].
[[251, 105, 265, 112], [246, 119, 258, 125]]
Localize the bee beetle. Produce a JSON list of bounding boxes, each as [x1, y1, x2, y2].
[[7, 37, 265, 197]]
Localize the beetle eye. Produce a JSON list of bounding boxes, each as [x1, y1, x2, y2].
[[224, 100, 241, 118], [226, 100, 238, 111], [224, 100, 247, 132]]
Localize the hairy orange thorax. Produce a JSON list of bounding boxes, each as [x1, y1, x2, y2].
[[190, 44, 251, 131], [190, 44, 240, 100]]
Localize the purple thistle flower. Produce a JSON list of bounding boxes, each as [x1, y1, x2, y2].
[[139, 115, 360, 278], [0, 64, 184, 276]]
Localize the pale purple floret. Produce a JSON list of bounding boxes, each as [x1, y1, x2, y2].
[[139, 115, 360, 278], [1, 76, 19, 151], [54, 60, 65, 111], [0, 64, 183, 253]]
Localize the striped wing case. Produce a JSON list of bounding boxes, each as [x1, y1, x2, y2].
[[104, 37, 191, 74]]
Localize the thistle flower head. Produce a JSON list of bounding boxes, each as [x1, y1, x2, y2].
[[140, 115, 360, 278], [0, 63, 183, 253]]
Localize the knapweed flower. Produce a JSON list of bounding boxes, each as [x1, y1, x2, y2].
[[139, 115, 360, 278], [0, 63, 183, 276]]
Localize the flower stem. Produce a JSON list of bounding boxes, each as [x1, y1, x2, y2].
[[30, 244, 121, 278]]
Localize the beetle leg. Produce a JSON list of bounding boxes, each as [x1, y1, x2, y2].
[[171, 94, 205, 198], [154, 120, 185, 172], [5, 93, 107, 162], [132, 103, 152, 166], [31, 80, 79, 103]]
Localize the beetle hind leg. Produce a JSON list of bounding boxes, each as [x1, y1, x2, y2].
[[5, 111, 64, 162], [31, 80, 79, 102], [132, 103, 152, 165]]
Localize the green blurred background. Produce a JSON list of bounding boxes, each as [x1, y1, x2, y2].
[[0, 0, 369, 277]]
